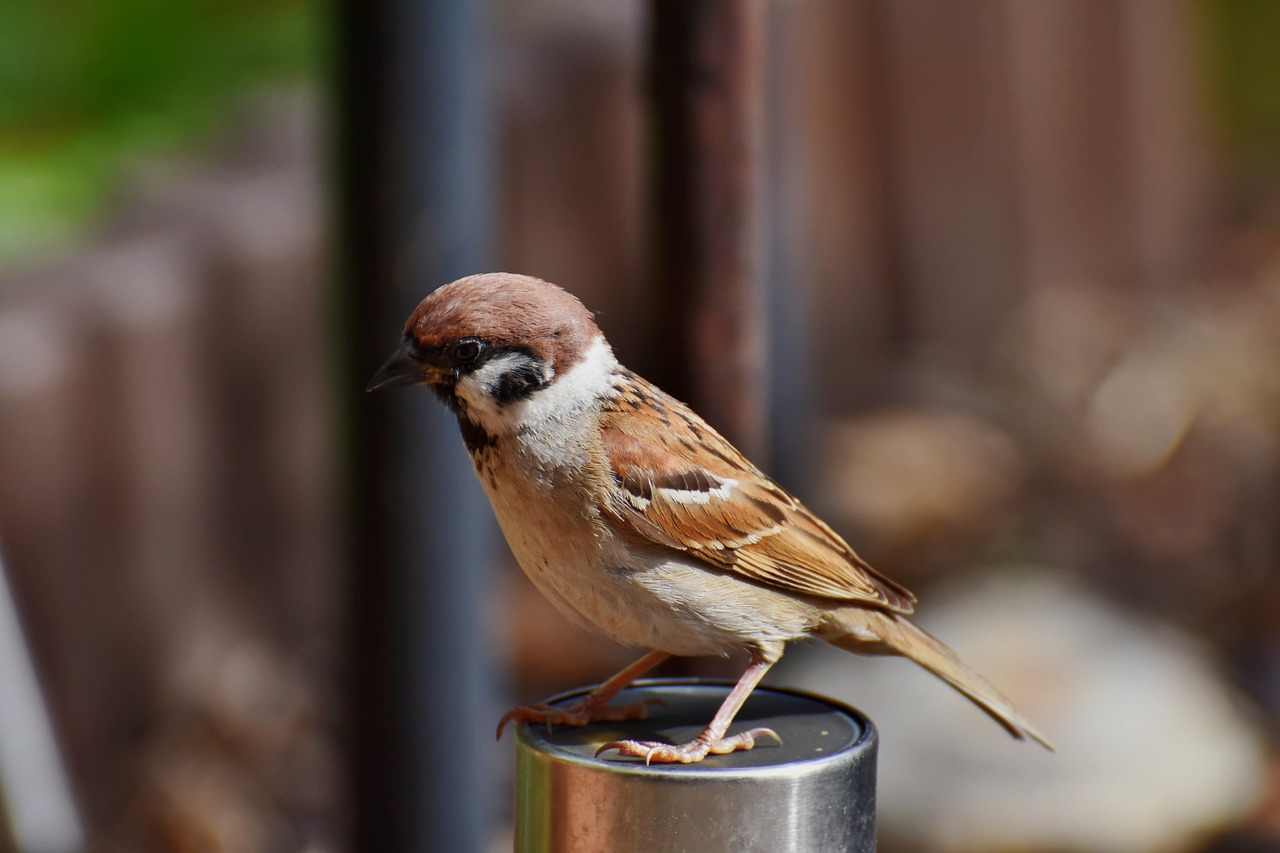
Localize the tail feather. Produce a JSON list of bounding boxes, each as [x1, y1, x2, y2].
[[822, 607, 1054, 751]]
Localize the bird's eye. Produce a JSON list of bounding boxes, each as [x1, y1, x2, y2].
[[452, 339, 484, 363]]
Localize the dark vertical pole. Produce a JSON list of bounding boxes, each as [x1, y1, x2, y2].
[[646, 0, 769, 460], [864, 0, 916, 362], [763, 1, 816, 492], [336, 0, 497, 851]]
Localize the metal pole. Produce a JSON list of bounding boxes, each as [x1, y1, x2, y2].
[[763, 0, 817, 492], [335, 0, 498, 850], [646, 0, 770, 460], [515, 680, 877, 852]]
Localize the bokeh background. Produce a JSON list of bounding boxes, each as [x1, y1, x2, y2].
[[2, 1, 1280, 851]]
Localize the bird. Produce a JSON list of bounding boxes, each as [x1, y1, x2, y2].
[[367, 272, 1052, 763]]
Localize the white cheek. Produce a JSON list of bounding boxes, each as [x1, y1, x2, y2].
[[454, 353, 540, 430], [509, 336, 617, 430], [454, 377, 500, 428], [454, 336, 618, 441]]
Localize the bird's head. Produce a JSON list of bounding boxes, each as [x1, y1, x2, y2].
[[367, 273, 616, 438]]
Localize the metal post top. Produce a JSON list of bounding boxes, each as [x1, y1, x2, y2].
[[515, 679, 878, 852], [516, 678, 875, 777]]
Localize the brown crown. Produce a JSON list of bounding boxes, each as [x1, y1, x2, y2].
[[405, 273, 603, 373]]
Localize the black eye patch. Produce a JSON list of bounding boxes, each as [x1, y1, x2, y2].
[[490, 358, 549, 405], [451, 345, 550, 404]]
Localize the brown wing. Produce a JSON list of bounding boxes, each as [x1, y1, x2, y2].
[[599, 372, 916, 614]]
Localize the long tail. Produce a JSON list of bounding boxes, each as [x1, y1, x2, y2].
[[821, 607, 1054, 750]]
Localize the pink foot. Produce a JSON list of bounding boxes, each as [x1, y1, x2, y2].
[[596, 727, 781, 765], [496, 697, 664, 740]]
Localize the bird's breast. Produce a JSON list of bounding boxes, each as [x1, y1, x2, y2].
[[470, 444, 646, 643], [467, 441, 815, 656]]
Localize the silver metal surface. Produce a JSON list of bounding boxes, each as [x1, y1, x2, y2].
[[515, 679, 877, 853]]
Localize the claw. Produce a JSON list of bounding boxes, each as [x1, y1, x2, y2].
[[496, 703, 554, 740], [596, 726, 782, 765], [753, 727, 783, 746], [496, 696, 663, 740]]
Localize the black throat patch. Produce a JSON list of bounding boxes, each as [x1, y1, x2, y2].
[[432, 386, 498, 455], [457, 414, 498, 454]]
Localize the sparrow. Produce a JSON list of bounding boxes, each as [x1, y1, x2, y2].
[[368, 272, 1052, 763]]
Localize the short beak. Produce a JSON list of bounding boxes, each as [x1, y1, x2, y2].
[[366, 341, 445, 392]]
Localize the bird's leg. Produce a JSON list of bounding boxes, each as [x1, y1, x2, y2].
[[496, 650, 671, 739], [596, 655, 781, 764]]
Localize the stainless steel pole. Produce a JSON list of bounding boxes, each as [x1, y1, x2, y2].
[[515, 680, 877, 852]]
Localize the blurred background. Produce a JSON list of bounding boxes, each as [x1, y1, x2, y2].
[[1, 1, 1279, 851]]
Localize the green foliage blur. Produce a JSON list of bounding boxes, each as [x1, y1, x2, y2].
[[0, 0, 319, 263], [0, 1, 1276, 266], [1199, 0, 1280, 187]]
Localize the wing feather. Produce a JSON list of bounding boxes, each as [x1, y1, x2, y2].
[[598, 372, 916, 614]]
